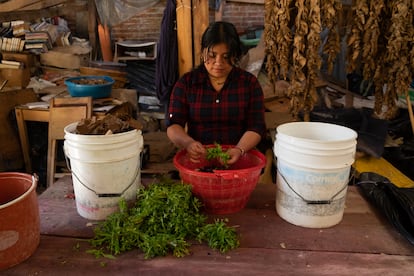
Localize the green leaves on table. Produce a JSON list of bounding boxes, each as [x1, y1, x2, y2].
[[88, 177, 239, 259], [197, 218, 240, 253]]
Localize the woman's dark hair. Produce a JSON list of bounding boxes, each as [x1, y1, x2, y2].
[[201, 21, 242, 63]]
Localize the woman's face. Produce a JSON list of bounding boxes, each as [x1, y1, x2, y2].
[[203, 43, 233, 79]]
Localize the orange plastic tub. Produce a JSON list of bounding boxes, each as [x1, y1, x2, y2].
[[0, 173, 40, 270]]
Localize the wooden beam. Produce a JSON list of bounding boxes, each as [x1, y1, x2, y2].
[[192, 0, 209, 68], [0, 0, 66, 12], [88, 0, 98, 60], [18, 0, 66, 10], [176, 0, 193, 76]]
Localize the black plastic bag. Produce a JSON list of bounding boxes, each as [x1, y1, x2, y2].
[[356, 172, 414, 245]]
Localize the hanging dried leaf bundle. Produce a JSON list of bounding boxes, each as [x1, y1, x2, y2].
[[264, 0, 342, 120], [347, 0, 414, 119], [322, 0, 342, 74], [264, 0, 292, 82]]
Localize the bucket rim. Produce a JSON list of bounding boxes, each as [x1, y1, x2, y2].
[[274, 142, 356, 157], [276, 122, 358, 143], [64, 138, 143, 149], [64, 122, 142, 138], [0, 173, 38, 210]]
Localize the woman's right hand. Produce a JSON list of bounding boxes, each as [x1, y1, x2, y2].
[[186, 141, 206, 163]]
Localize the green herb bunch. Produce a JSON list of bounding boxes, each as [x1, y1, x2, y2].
[[88, 178, 239, 259], [206, 143, 230, 168]]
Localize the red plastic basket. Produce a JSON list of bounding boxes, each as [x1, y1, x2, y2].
[[173, 145, 266, 214]]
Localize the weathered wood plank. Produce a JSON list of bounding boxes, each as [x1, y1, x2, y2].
[[18, 0, 66, 10], [4, 174, 414, 274], [0, 0, 65, 12], [4, 235, 414, 275], [37, 176, 414, 256]]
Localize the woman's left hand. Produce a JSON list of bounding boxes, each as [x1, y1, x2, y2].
[[226, 147, 244, 165]]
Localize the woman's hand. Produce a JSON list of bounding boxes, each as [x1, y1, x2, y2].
[[226, 147, 244, 165], [186, 141, 206, 163]]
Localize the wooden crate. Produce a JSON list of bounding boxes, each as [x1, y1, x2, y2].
[[1, 52, 35, 68], [0, 68, 31, 88], [40, 46, 90, 69]]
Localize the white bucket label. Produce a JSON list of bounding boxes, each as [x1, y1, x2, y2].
[[277, 161, 349, 216]]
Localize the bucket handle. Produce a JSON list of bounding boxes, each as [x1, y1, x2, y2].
[[64, 154, 141, 198], [277, 168, 355, 205]]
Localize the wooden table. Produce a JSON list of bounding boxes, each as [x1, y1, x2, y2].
[[4, 175, 414, 275]]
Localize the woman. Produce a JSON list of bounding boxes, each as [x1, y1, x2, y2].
[[166, 21, 266, 165]]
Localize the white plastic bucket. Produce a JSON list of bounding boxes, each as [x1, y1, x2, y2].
[[64, 122, 143, 220], [274, 122, 357, 228]]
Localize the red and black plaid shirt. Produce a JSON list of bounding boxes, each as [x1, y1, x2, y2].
[[167, 65, 266, 145]]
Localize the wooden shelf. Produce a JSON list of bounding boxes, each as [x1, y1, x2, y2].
[[113, 41, 157, 62]]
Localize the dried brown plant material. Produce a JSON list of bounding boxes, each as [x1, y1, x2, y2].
[[264, 0, 292, 93], [347, 0, 414, 119], [346, 0, 369, 73], [361, 0, 384, 80], [76, 114, 141, 135], [304, 0, 322, 115], [322, 0, 342, 74], [264, 0, 341, 119]]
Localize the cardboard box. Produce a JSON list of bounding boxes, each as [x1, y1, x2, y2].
[[0, 68, 30, 88], [40, 46, 90, 69]]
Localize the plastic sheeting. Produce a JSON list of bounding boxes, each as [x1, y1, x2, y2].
[[356, 172, 414, 246], [95, 0, 160, 26]]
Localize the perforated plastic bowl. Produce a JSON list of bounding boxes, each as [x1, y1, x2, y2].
[[173, 145, 266, 214]]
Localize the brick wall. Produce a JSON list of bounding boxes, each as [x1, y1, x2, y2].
[[219, 1, 264, 34], [110, 0, 264, 42], [110, 2, 166, 42]]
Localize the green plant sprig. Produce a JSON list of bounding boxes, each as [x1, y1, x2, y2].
[[206, 143, 230, 168]]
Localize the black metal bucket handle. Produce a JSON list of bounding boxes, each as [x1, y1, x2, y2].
[[65, 153, 142, 198], [277, 168, 354, 205]]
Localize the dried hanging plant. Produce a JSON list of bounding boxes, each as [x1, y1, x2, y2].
[[264, 0, 342, 120], [347, 0, 414, 119]]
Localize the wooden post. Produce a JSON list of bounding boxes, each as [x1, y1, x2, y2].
[[88, 0, 98, 60], [406, 93, 414, 136], [176, 0, 194, 76], [192, 0, 209, 67]]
